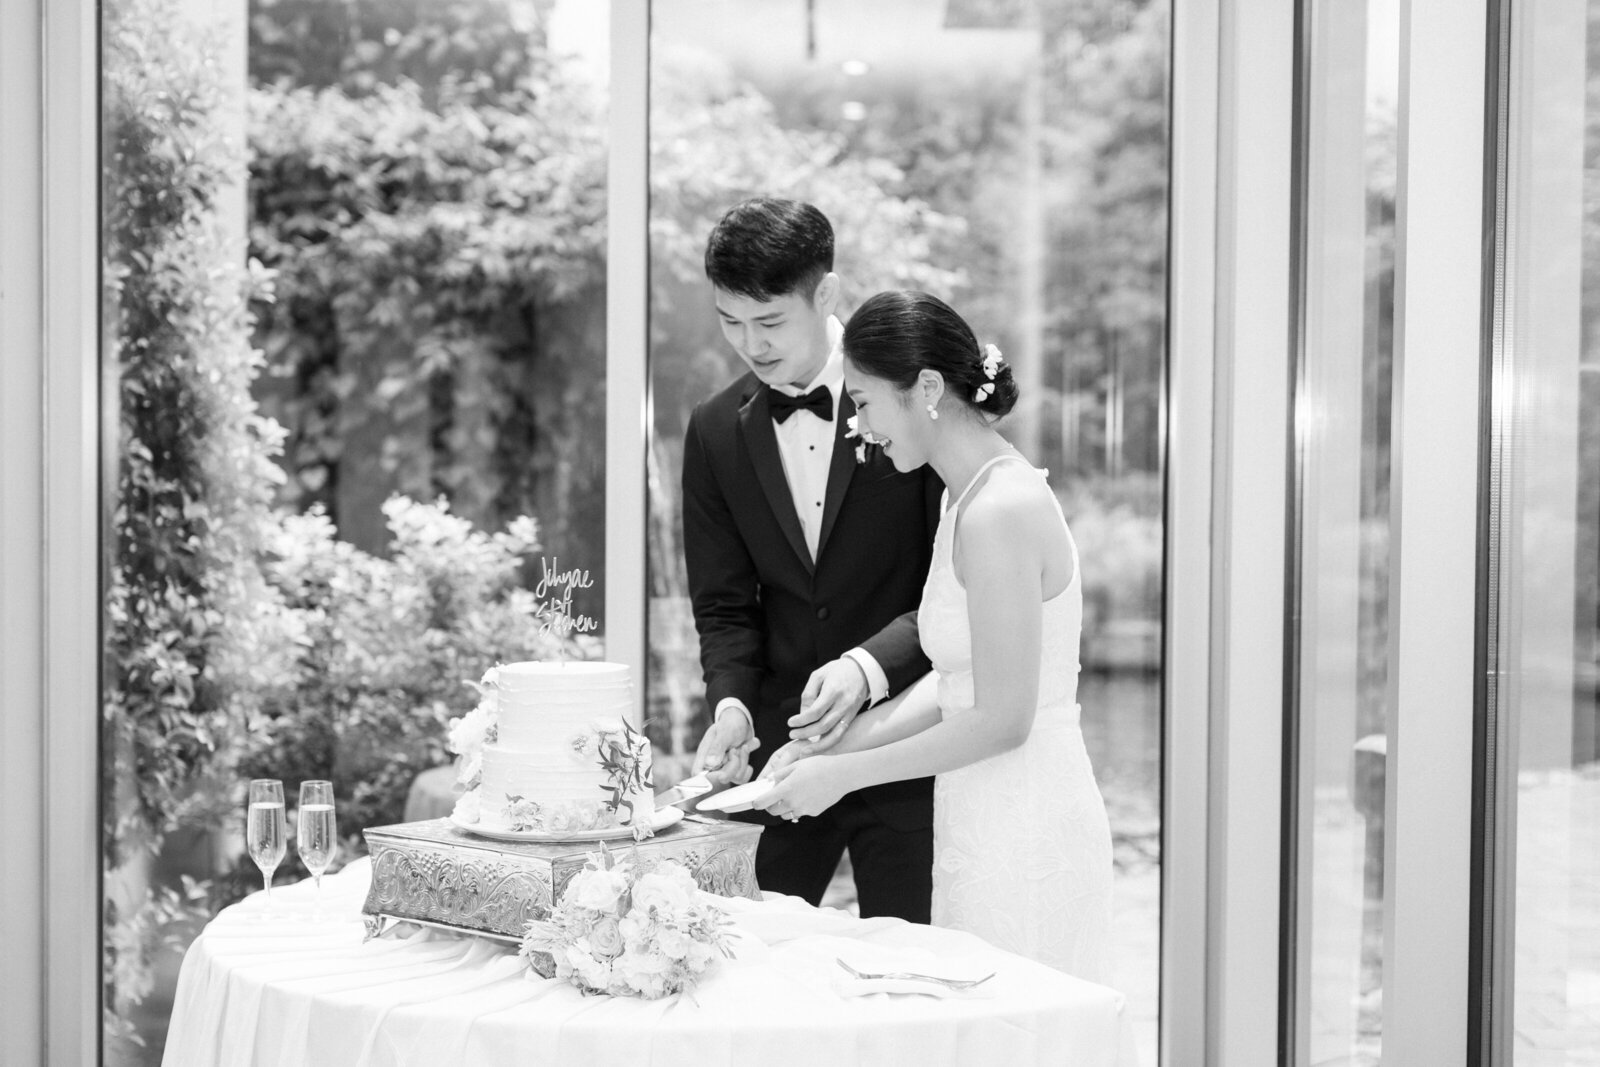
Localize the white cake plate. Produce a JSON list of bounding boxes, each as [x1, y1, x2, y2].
[[695, 779, 775, 813], [450, 805, 683, 843]]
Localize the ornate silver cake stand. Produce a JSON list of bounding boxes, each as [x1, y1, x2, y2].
[[360, 815, 763, 944]]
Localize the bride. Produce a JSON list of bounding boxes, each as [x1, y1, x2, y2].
[[751, 289, 1114, 983]]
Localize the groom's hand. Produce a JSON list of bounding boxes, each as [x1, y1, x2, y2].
[[693, 709, 759, 786], [790, 658, 868, 741]]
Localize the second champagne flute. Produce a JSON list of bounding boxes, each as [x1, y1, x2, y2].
[[297, 780, 338, 918]]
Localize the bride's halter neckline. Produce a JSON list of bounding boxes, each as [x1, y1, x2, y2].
[[949, 448, 1027, 509]]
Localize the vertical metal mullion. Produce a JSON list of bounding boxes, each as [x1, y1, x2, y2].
[[1210, 0, 1296, 1062], [0, 0, 50, 1061], [41, 0, 103, 1061], [1281, 1, 1314, 1061], [1381, 0, 1489, 1059], [1161, 0, 1220, 1061], [606, 0, 650, 720], [1469, 2, 1514, 1062]]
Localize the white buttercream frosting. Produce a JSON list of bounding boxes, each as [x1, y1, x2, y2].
[[473, 661, 654, 834]]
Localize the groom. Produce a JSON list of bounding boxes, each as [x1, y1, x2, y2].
[[682, 198, 941, 921]]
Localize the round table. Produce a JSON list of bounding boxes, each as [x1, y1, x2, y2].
[[162, 858, 1135, 1067]]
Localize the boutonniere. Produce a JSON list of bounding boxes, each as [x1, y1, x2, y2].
[[845, 414, 883, 464]]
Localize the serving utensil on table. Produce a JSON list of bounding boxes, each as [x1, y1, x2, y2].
[[835, 958, 995, 991]]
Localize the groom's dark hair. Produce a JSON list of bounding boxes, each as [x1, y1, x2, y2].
[[704, 198, 834, 303]]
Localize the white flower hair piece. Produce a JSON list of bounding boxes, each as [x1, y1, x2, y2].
[[973, 343, 1004, 403]]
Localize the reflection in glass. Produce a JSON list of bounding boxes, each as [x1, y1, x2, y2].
[[1291, 1, 1399, 1063], [646, 3, 1168, 1060], [1493, 1, 1600, 1060]]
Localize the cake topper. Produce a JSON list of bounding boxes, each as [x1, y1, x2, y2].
[[534, 557, 599, 661]]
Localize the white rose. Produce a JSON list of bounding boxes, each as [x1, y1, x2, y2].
[[589, 917, 624, 959], [685, 938, 716, 970], [654, 924, 691, 961], [618, 912, 649, 944], [567, 945, 610, 990], [568, 867, 630, 913], [616, 952, 671, 999], [631, 871, 693, 916]]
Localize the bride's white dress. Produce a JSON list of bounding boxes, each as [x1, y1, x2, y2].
[[923, 454, 1114, 983]]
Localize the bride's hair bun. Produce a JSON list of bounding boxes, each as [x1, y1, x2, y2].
[[842, 290, 1020, 419], [971, 348, 1018, 418]]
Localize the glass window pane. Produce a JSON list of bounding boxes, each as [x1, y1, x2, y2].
[[101, 1, 610, 1058], [646, 3, 1168, 1061], [1496, 1, 1600, 1061], [1291, 2, 1400, 1063]]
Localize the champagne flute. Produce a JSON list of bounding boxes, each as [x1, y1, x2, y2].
[[297, 780, 338, 918], [246, 779, 287, 915]]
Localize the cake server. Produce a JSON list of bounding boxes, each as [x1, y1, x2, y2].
[[653, 774, 713, 809]]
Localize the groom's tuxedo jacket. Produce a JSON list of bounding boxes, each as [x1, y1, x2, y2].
[[682, 371, 942, 831]]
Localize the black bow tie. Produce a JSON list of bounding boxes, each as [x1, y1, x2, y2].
[[768, 385, 833, 424]]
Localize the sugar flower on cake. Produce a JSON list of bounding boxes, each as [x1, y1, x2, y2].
[[446, 665, 502, 789], [566, 729, 599, 765], [520, 847, 734, 1000], [545, 803, 603, 834], [450, 791, 482, 825], [504, 794, 543, 832]]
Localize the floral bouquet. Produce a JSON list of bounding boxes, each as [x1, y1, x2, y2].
[[519, 847, 735, 999]]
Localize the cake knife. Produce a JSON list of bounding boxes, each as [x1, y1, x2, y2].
[[653, 774, 713, 809]]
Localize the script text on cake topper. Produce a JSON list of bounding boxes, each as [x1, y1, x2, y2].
[[534, 557, 599, 651]]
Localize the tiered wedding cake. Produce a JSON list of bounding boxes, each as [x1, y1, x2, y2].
[[449, 661, 655, 837]]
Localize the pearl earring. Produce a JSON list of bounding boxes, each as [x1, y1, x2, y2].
[[926, 404, 939, 421]]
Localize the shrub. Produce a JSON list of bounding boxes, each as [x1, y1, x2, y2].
[[102, 0, 296, 1044], [236, 495, 584, 840]]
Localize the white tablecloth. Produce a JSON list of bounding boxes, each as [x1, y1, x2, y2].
[[162, 858, 1135, 1067]]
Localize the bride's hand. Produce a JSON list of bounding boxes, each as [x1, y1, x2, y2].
[[761, 717, 850, 780], [753, 756, 850, 822]]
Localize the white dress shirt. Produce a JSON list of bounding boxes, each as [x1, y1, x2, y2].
[[715, 317, 890, 740]]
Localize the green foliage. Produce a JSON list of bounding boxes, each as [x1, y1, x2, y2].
[[247, 52, 610, 602], [1062, 473, 1162, 637], [1040, 1, 1169, 475], [237, 495, 582, 836], [250, 0, 552, 99], [103, 0, 290, 865], [102, 0, 296, 1040], [102, 875, 212, 1050], [104, 1, 590, 1044]]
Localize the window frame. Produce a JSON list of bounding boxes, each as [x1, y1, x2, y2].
[[0, 0, 103, 1062]]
